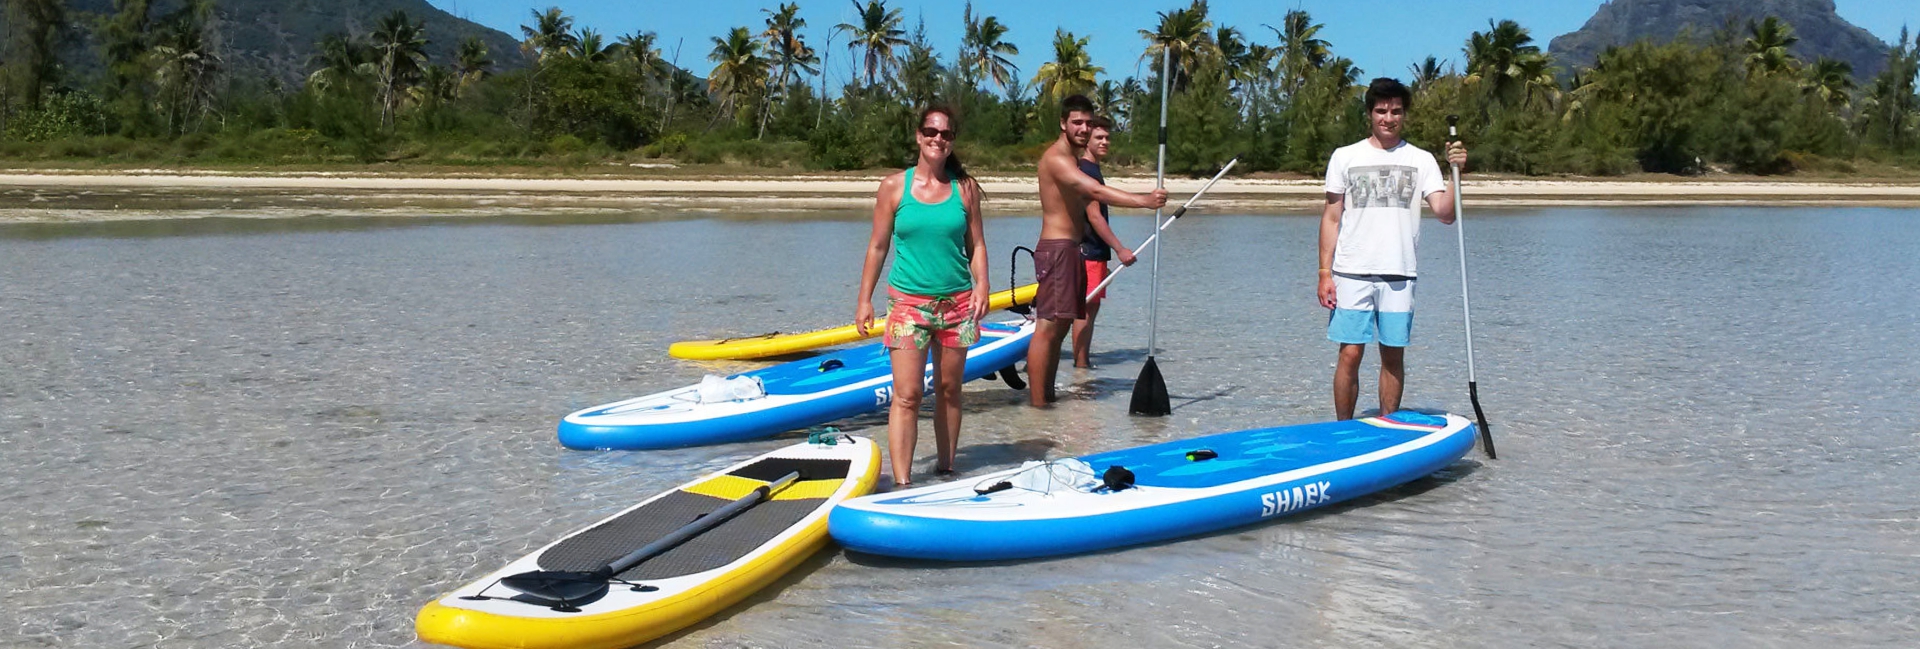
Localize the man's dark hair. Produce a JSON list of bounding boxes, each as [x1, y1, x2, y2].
[[1363, 78, 1413, 112], [1060, 94, 1096, 119], [1088, 115, 1114, 130]]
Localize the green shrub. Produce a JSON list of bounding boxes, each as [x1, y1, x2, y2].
[[6, 91, 111, 142]]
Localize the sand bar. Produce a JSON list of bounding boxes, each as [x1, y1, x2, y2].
[[1, 169, 1916, 223]]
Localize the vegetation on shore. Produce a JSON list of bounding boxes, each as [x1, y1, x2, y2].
[[1, 1, 1916, 177]]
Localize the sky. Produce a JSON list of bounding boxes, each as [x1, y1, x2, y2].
[[429, 0, 1920, 89]]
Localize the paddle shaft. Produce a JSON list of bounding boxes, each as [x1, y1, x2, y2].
[[1148, 46, 1170, 356], [1086, 158, 1239, 300], [603, 470, 801, 575], [1447, 116, 1496, 459]]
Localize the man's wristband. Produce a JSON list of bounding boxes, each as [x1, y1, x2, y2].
[[1318, 268, 1332, 275]]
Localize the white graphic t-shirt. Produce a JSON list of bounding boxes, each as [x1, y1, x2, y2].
[[1323, 139, 1446, 277]]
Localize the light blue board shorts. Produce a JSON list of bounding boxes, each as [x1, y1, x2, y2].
[[1328, 273, 1415, 347]]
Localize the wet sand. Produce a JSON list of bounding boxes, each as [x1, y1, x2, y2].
[[2, 169, 1918, 223]]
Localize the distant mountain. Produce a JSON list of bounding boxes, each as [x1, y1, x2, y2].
[[1548, 0, 1891, 79], [31, 0, 527, 87]]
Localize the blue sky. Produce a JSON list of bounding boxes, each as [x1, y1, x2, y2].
[[430, 0, 1920, 88]]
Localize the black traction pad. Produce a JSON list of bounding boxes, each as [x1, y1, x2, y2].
[[729, 458, 851, 482], [536, 458, 853, 581]]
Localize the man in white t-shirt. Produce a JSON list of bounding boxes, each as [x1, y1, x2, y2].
[[1318, 77, 1468, 420]]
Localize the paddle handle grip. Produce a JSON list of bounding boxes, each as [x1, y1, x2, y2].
[[603, 470, 801, 575]]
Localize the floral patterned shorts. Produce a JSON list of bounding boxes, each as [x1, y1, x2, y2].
[[883, 287, 979, 350]]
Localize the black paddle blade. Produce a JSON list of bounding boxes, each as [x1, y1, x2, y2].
[[1470, 381, 1496, 459], [1129, 357, 1171, 416], [498, 569, 612, 606], [998, 365, 1028, 390]]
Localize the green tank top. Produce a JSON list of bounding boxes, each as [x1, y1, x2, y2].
[[888, 167, 972, 295]]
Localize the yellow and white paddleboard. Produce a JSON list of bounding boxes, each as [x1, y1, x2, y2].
[[415, 436, 880, 649], [668, 284, 1038, 360]]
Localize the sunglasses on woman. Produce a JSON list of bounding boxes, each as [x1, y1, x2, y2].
[[918, 127, 956, 141]]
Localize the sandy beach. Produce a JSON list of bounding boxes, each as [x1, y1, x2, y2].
[[2, 168, 1917, 223]]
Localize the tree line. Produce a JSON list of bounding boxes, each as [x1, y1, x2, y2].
[[1, 0, 1916, 176]]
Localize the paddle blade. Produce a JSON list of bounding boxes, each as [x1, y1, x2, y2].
[[498, 569, 612, 606], [998, 365, 1028, 390], [1129, 357, 1171, 416]]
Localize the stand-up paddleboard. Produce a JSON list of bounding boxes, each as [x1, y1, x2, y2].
[[830, 412, 1475, 561], [417, 436, 880, 649], [562, 320, 1035, 450], [668, 284, 1037, 360]]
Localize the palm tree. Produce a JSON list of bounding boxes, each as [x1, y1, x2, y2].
[[758, 3, 808, 139], [150, 11, 219, 135], [1801, 57, 1854, 113], [1464, 19, 1550, 108], [371, 10, 430, 128], [1032, 29, 1102, 103], [1243, 44, 1276, 86], [568, 27, 616, 63], [708, 26, 768, 128], [308, 33, 375, 94], [960, 2, 1019, 92], [454, 36, 492, 96], [1857, 29, 1917, 147], [837, 0, 908, 89], [1240, 43, 1278, 116], [1092, 79, 1121, 115], [1119, 76, 1145, 129], [1266, 9, 1329, 98], [520, 7, 577, 64], [618, 31, 663, 110], [1139, 0, 1212, 92], [1408, 55, 1449, 93], [1744, 16, 1800, 78], [1213, 26, 1247, 79], [410, 64, 460, 108]]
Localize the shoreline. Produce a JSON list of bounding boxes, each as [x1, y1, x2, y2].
[[3, 169, 1918, 223]]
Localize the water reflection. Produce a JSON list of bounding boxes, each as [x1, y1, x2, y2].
[[3, 207, 1916, 647]]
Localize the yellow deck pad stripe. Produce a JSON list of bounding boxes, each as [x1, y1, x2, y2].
[[683, 474, 845, 501], [771, 478, 844, 500]]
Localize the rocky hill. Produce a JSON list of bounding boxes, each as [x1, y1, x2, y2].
[[1548, 0, 1891, 78], [29, 0, 527, 87]]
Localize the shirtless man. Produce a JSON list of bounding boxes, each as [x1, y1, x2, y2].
[[1029, 95, 1167, 406]]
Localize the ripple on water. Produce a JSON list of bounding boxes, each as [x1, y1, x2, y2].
[[2, 207, 1916, 647]]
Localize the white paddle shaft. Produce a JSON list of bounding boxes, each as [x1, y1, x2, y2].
[[1086, 157, 1239, 300]]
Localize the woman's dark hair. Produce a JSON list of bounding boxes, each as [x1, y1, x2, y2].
[[919, 104, 969, 181], [1364, 77, 1413, 112]]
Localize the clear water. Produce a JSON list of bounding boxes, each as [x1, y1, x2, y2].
[[3, 207, 1915, 648]]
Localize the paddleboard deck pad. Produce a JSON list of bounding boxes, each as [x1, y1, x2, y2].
[[829, 412, 1474, 561], [417, 437, 880, 649], [668, 284, 1037, 360], [560, 319, 1035, 450]]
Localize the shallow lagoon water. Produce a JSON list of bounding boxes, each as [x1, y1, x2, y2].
[[3, 207, 1916, 648]]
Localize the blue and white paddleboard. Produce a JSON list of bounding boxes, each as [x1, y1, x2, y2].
[[829, 412, 1476, 561], [559, 320, 1036, 450]]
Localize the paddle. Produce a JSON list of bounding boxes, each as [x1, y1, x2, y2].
[[1083, 158, 1240, 300], [1446, 115, 1496, 459], [1102, 157, 1236, 416], [496, 470, 802, 608], [1132, 47, 1177, 417]]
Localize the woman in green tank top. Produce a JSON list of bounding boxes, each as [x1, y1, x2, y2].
[[854, 106, 990, 487]]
